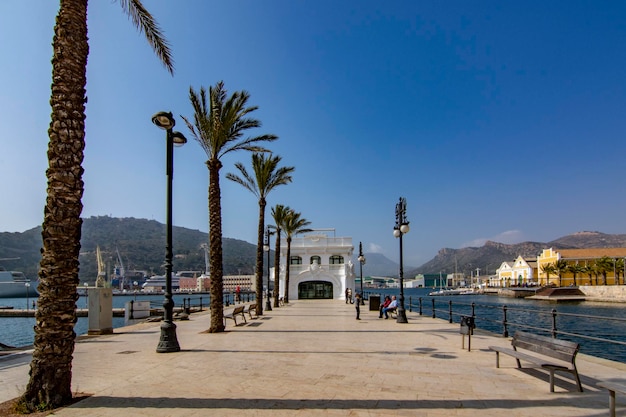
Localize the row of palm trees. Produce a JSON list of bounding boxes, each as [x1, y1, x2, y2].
[[182, 82, 315, 332], [540, 257, 625, 287]]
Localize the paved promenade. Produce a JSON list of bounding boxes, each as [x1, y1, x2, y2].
[[1, 299, 625, 416]]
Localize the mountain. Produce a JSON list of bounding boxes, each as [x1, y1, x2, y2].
[[408, 231, 626, 277], [0, 216, 260, 282], [353, 252, 404, 277], [2, 220, 625, 282]]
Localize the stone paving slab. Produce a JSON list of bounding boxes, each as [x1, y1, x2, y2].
[[1, 299, 625, 416]]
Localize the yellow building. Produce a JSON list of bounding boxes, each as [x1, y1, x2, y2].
[[492, 256, 537, 287], [536, 248, 626, 286]]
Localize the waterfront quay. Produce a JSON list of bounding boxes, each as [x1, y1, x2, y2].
[[1, 300, 625, 416]]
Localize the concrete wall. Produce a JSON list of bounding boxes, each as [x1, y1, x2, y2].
[[579, 285, 626, 302]]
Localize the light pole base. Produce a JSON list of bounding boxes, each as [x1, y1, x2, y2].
[[396, 307, 408, 324], [265, 300, 273, 311], [156, 321, 180, 353]]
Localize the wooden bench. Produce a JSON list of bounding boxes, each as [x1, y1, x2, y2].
[[245, 304, 257, 319], [489, 330, 583, 392], [597, 380, 626, 417], [223, 305, 247, 327]]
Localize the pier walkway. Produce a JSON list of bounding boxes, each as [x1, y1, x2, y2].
[[1, 299, 625, 416]]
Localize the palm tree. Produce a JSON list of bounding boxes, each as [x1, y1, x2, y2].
[[226, 153, 294, 315], [19, 1, 173, 411], [581, 263, 595, 285], [541, 263, 556, 286], [595, 256, 613, 285], [554, 259, 568, 287], [182, 82, 277, 332], [616, 258, 625, 286], [282, 209, 312, 303], [567, 263, 584, 287], [270, 204, 290, 307]]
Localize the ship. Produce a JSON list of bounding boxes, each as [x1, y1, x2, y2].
[[0, 267, 38, 298]]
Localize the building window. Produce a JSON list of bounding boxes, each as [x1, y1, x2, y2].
[[310, 256, 321, 264], [329, 255, 344, 265], [290, 256, 302, 265]]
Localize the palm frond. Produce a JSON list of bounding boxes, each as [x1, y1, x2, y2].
[[119, 0, 174, 74]]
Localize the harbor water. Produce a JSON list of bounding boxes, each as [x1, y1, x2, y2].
[[0, 293, 209, 348], [2, 288, 626, 364]]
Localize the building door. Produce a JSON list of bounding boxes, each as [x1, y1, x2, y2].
[[298, 281, 333, 299]]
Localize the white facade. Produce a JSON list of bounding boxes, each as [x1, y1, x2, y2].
[[277, 231, 355, 300]]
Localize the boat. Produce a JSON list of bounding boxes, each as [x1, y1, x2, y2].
[[141, 274, 181, 292], [0, 267, 38, 298], [429, 288, 465, 296]]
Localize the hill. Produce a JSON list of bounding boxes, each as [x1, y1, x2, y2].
[[0, 216, 260, 282], [408, 231, 626, 277], [2, 220, 625, 282]]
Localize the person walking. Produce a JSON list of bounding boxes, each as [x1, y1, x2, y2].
[[354, 293, 361, 320]]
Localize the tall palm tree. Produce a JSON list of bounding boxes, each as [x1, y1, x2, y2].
[[226, 153, 294, 315], [270, 204, 290, 307], [282, 210, 312, 303], [182, 82, 277, 332], [554, 259, 568, 287], [19, 1, 173, 411], [541, 263, 556, 287]]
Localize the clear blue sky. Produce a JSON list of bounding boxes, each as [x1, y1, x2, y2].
[[1, 1, 625, 267]]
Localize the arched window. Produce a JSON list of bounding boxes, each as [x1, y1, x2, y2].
[[290, 256, 302, 265], [310, 256, 321, 264], [329, 255, 344, 265]]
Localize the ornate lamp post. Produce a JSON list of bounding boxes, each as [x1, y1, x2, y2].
[[263, 225, 274, 312], [357, 242, 366, 305], [393, 197, 410, 323], [152, 111, 186, 353]]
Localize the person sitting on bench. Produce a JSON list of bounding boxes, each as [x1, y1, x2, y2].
[[381, 296, 398, 319], [378, 295, 391, 318]]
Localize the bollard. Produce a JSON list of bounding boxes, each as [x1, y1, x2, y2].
[[409, 296, 412, 312], [551, 309, 557, 338], [432, 298, 436, 318], [502, 305, 508, 337], [418, 297, 423, 316], [449, 300, 453, 323], [129, 300, 134, 320]]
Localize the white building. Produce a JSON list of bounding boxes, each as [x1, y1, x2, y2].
[[277, 229, 355, 300]]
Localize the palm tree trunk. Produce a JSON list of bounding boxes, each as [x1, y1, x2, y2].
[[284, 236, 292, 303], [273, 229, 281, 307], [20, 0, 88, 410], [207, 159, 225, 332], [255, 199, 266, 315]]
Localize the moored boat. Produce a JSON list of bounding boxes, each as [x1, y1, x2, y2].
[[0, 267, 38, 298]]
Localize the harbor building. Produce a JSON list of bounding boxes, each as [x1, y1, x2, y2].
[[537, 248, 626, 286], [487, 248, 626, 287], [277, 229, 355, 300]]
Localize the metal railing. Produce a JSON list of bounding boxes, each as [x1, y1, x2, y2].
[[406, 296, 626, 362]]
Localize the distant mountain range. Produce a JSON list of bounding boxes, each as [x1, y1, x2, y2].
[[408, 231, 626, 277], [1, 217, 625, 282]]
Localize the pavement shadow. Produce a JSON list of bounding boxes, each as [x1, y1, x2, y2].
[[64, 395, 609, 414]]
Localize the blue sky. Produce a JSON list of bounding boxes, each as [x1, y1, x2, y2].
[[1, 1, 625, 267]]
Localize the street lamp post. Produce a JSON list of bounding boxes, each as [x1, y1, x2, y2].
[[152, 111, 186, 353], [263, 226, 274, 312], [25, 282, 30, 310], [357, 242, 366, 305], [393, 197, 410, 323]]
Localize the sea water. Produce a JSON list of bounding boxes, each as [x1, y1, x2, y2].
[[0, 293, 203, 348]]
